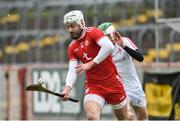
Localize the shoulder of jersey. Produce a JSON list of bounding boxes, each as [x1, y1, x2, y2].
[[85, 27, 96, 33], [69, 40, 77, 47], [122, 36, 137, 48], [122, 37, 131, 41]]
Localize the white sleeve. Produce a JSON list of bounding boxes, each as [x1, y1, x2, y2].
[[65, 60, 78, 88], [93, 36, 114, 64], [123, 37, 138, 50]]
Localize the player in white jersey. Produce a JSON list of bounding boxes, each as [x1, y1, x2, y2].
[[98, 22, 148, 120]]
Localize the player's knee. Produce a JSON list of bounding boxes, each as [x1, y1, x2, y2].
[[86, 111, 99, 120]]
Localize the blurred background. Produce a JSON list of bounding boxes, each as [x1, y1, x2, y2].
[[0, 0, 180, 120]]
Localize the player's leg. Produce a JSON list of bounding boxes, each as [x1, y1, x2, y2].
[[112, 98, 129, 120], [105, 76, 130, 120], [106, 86, 129, 119], [83, 94, 105, 120], [127, 99, 135, 120], [128, 87, 148, 120], [133, 106, 148, 120]]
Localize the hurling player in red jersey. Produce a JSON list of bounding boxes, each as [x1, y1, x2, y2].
[[61, 10, 129, 120]]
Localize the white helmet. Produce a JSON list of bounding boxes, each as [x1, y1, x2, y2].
[[63, 10, 85, 28]]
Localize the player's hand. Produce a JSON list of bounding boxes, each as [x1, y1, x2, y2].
[[60, 86, 71, 101], [114, 31, 125, 48], [75, 60, 96, 75]]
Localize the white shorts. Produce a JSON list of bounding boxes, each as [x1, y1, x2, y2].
[[84, 94, 127, 109], [84, 94, 105, 108], [125, 86, 146, 108]]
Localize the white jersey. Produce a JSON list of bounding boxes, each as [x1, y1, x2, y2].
[[112, 37, 141, 88]]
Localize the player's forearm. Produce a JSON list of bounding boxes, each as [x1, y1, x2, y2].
[[93, 36, 114, 64], [124, 46, 144, 62], [65, 60, 78, 88], [87, 60, 97, 68], [63, 86, 72, 94]]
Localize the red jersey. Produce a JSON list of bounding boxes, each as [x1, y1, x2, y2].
[[68, 27, 118, 84]]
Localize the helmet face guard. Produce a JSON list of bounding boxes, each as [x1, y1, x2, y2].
[[63, 10, 85, 29]]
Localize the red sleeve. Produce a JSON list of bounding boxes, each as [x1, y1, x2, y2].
[[68, 41, 77, 61], [89, 27, 105, 43]]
